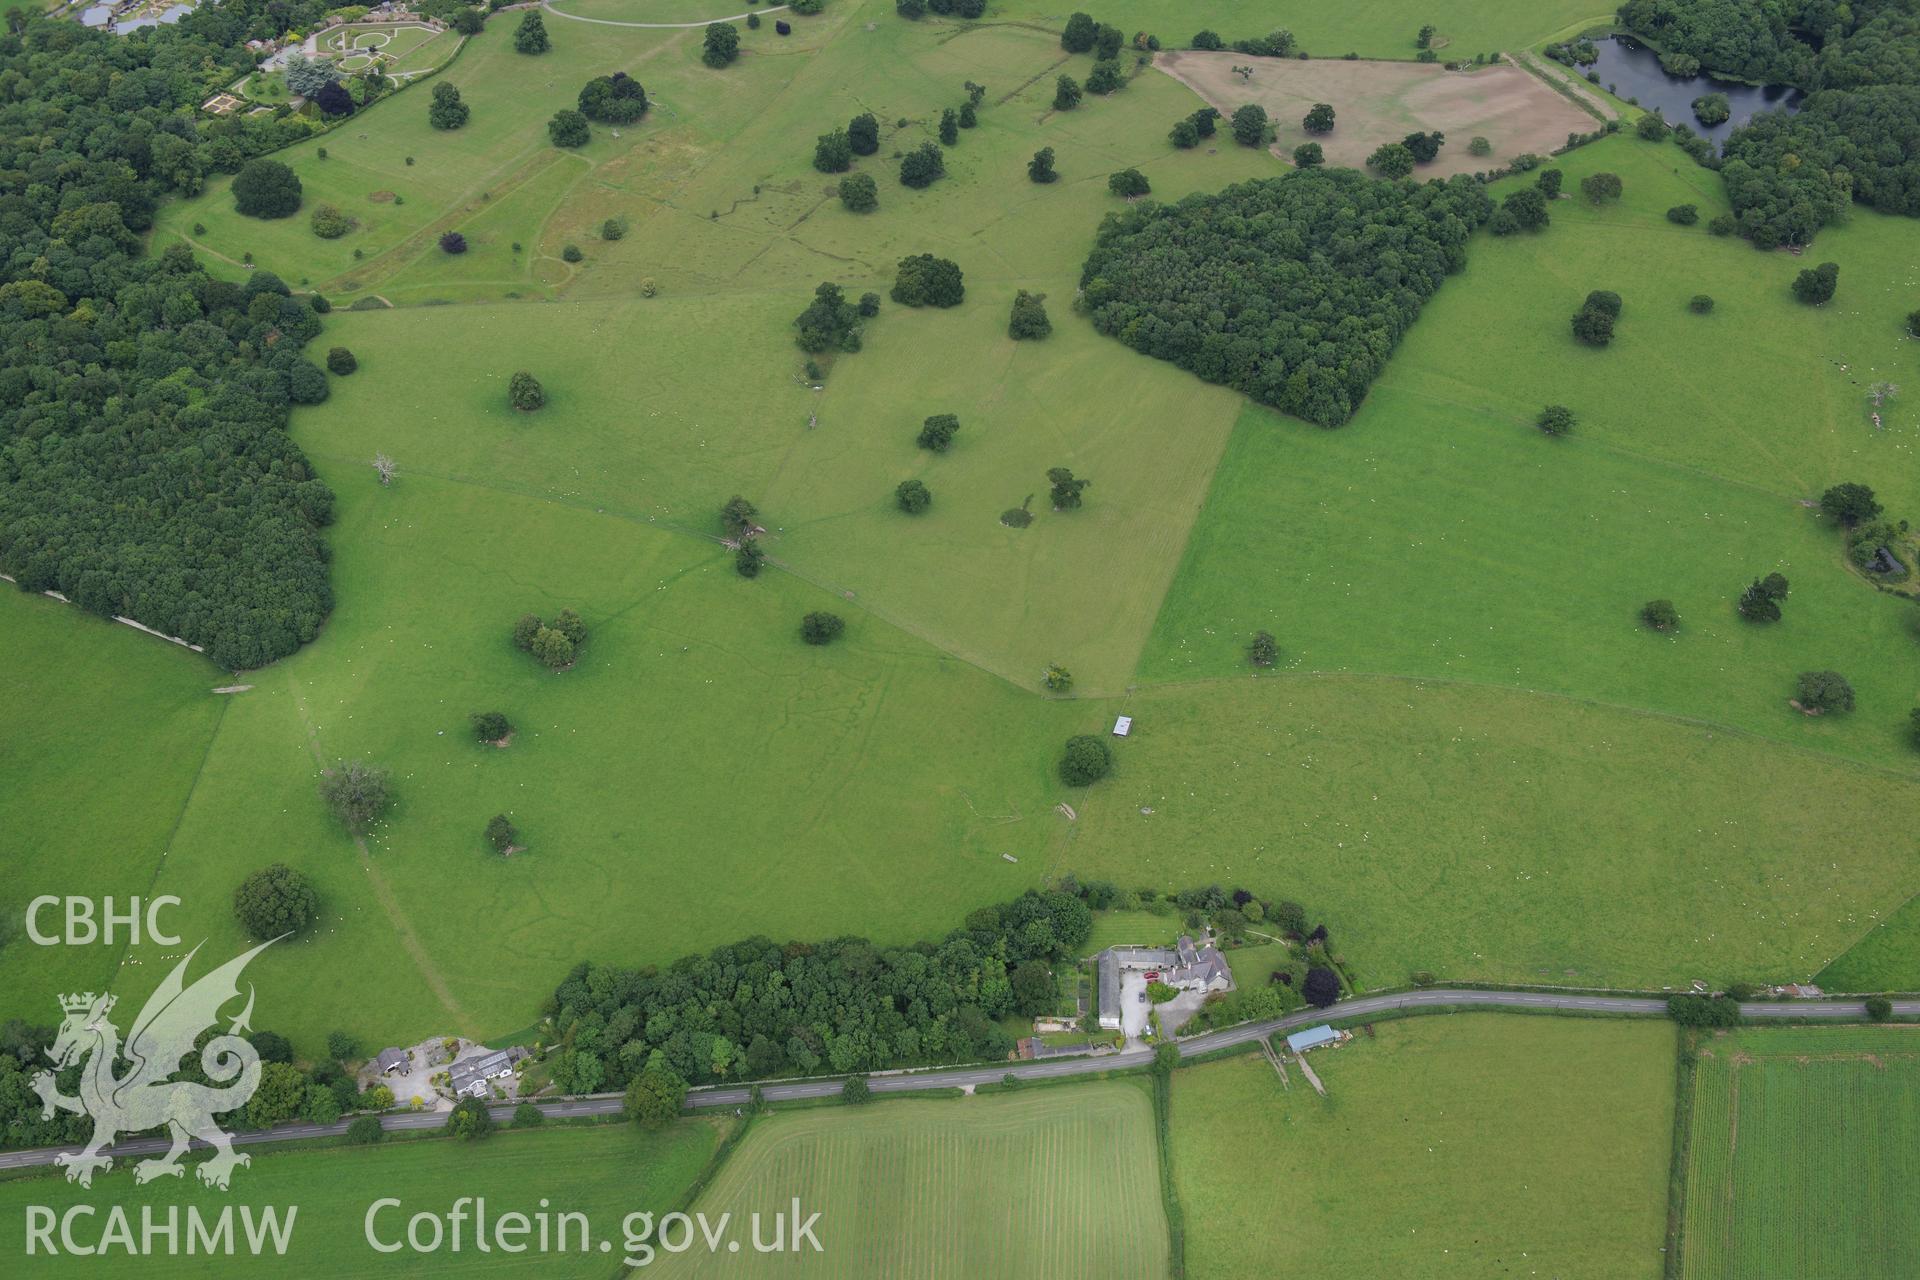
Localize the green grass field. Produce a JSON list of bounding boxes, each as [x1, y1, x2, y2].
[[0, 590, 225, 1020], [651, 1084, 1168, 1278], [1680, 1025, 1920, 1279], [0, 1120, 724, 1275], [1141, 136, 1920, 767], [1173, 1014, 1676, 1279], [9, 0, 1912, 1064]]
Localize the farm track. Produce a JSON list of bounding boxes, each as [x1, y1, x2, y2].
[[5, 988, 1916, 1173]]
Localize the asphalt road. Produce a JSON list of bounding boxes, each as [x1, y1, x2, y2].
[[3, 988, 1913, 1173]]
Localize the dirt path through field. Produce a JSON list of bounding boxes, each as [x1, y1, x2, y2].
[[1156, 51, 1596, 176]]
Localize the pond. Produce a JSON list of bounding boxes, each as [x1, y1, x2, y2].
[[1586, 35, 1804, 146]]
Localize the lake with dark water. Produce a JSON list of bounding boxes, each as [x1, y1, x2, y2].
[[1587, 36, 1804, 145]]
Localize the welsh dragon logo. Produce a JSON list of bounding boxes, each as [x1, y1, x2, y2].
[[31, 939, 276, 1190]]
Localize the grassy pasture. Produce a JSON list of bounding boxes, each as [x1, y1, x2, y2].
[[1172, 1014, 1674, 1279], [0, 590, 224, 1014], [1681, 1025, 1920, 1279], [81, 461, 1090, 1046], [1140, 135, 1920, 770], [153, 20, 689, 302], [651, 1083, 1168, 1278], [1817, 893, 1920, 990], [1060, 676, 1920, 991], [0, 1120, 724, 1276]]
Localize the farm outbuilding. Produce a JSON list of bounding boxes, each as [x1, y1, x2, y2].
[[1286, 1025, 1342, 1054]]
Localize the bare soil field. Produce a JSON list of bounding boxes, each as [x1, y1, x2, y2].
[[1156, 51, 1596, 176]]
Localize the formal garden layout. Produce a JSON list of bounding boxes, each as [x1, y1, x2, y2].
[[3, 0, 1920, 1273]]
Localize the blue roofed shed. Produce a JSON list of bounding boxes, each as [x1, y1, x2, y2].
[[1285, 1025, 1340, 1054]]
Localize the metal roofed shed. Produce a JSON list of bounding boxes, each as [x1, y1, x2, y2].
[[1286, 1025, 1340, 1054], [1112, 715, 1132, 737]]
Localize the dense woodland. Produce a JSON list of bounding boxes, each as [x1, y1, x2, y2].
[[1616, 0, 1920, 246], [1720, 86, 1920, 244], [1078, 170, 1491, 427], [1616, 0, 1920, 89], [0, 6, 367, 667]]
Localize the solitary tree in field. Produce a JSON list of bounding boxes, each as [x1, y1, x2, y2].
[[1819, 482, 1881, 526], [1793, 262, 1839, 306], [530, 626, 575, 670], [813, 128, 853, 173], [1737, 573, 1789, 622], [485, 814, 519, 854], [898, 142, 946, 188], [233, 864, 318, 940], [1795, 670, 1854, 714], [801, 611, 845, 645], [1536, 404, 1575, 436], [848, 112, 880, 155], [721, 494, 759, 536], [1028, 147, 1059, 183], [1108, 167, 1150, 198], [1401, 130, 1445, 162], [1640, 599, 1679, 631], [428, 81, 469, 130], [319, 760, 391, 835], [1249, 630, 1279, 666], [1047, 467, 1089, 509], [1580, 171, 1623, 204], [439, 230, 467, 254], [838, 172, 878, 212], [1293, 142, 1323, 168], [1044, 664, 1073, 691], [896, 479, 932, 513], [1087, 59, 1123, 94], [1053, 75, 1082, 111], [372, 452, 395, 486], [1570, 305, 1615, 346], [1230, 104, 1268, 147], [515, 9, 550, 54], [548, 108, 589, 148], [939, 108, 959, 145], [509, 371, 545, 411], [472, 711, 512, 743], [917, 413, 960, 451], [735, 539, 765, 578], [1058, 734, 1112, 785], [702, 22, 740, 68], [1302, 102, 1335, 134], [1536, 168, 1564, 198], [1008, 290, 1051, 339]]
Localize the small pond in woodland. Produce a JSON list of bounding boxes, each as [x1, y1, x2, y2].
[[1585, 36, 1804, 146]]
